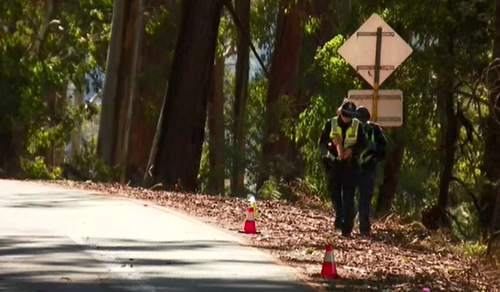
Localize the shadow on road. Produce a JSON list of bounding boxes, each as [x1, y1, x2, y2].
[[0, 277, 315, 292], [1, 191, 106, 209], [0, 236, 244, 256], [0, 235, 316, 292]]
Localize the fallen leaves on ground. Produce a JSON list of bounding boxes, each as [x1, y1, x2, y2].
[[41, 180, 500, 292]]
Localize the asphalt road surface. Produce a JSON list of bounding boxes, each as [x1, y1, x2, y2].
[[0, 180, 316, 292]]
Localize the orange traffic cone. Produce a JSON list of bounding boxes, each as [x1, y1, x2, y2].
[[242, 207, 257, 234], [320, 245, 339, 279]]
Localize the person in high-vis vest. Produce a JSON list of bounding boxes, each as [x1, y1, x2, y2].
[[318, 100, 368, 237], [355, 106, 387, 235]]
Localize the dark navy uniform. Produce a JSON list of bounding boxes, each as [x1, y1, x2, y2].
[[318, 101, 368, 237], [355, 106, 387, 235]]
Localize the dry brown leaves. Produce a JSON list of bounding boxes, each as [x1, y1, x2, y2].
[[41, 180, 500, 292]]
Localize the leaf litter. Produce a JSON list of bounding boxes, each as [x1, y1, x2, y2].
[[41, 180, 500, 292]]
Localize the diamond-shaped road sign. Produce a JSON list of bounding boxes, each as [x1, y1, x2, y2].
[[338, 13, 413, 88], [347, 89, 403, 127]]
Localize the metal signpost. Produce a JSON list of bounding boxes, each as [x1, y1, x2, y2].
[[338, 13, 413, 127]]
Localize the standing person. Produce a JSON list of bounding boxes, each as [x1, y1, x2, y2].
[[318, 100, 368, 237], [355, 106, 387, 236]]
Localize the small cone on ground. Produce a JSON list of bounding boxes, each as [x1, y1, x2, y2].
[[320, 245, 339, 278], [243, 207, 257, 234]]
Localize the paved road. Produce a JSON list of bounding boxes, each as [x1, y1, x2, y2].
[[0, 180, 316, 292]]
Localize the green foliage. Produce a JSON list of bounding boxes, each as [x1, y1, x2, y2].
[[242, 72, 268, 190], [250, 0, 278, 63], [65, 137, 116, 182], [0, 0, 112, 175], [257, 176, 283, 200], [20, 157, 61, 180], [451, 242, 487, 258], [197, 137, 212, 193]]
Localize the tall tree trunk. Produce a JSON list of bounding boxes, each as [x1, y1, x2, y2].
[[97, 0, 127, 167], [97, 0, 144, 175], [421, 34, 456, 230], [376, 143, 405, 217], [231, 0, 250, 197], [481, 0, 500, 235], [208, 56, 226, 195], [119, 0, 144, 184], [438, 92, 457, 210], [153, 0, 223, 192], [131, 0, 179, 185], [258, 0, 306, 190], [112, 0, 143, 171], [435, 36, 456, 228]]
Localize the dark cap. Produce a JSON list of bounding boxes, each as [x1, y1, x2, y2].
[[356, 106, 371, 122], [341, 101, 357, 119]]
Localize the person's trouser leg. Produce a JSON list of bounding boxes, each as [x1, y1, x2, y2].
[[341, 166, 356, 236], [327, 166, 343, 230], [358, 168, 376, 234]]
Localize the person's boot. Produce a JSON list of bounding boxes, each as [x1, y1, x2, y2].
[[341, 231, 352, 238], [359, 229, 371, 236], [334, 218, 343, 230], [341, 228, 352, 238]]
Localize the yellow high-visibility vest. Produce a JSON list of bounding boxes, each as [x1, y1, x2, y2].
[[329, 117, 360, 148]]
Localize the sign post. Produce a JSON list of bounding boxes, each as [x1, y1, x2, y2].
[[373, 27, 382, 121], [338, 13, 413, 127]]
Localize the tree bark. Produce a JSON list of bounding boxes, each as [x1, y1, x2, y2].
[[376, 143, 405, 217], [132, 0, 179, 186], [97, 0, 127, 167], [438, 91, 457, 210], [112, 0, 143, 171], [258, 0, 306, 190], [119, 0, 144, 184], [153, 0, 223, 192], [481, 0, 500, 235], [97, 0, 144, 177], [231, 0, 250, 197], [436, 35, 457, 226], [207, 56, 226, 195], [421, 34, 456, 230]]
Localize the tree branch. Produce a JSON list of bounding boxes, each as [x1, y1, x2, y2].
[[445, 209, 469, 239], [89, 89, 102, 103], [222, 0, 270, 80], [454, 90, 489, 106], [451, 176, 481, 212], [31, 0, 56, 57]]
